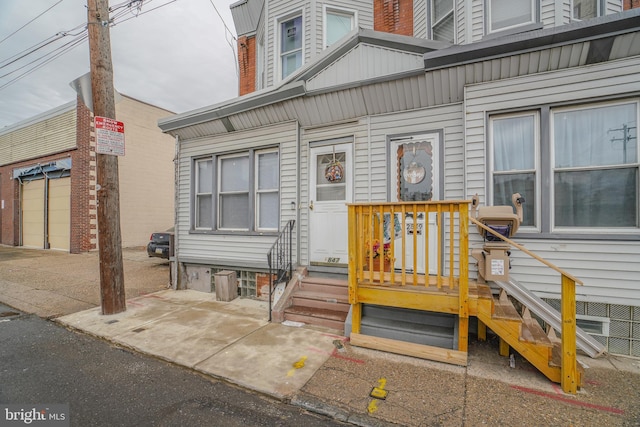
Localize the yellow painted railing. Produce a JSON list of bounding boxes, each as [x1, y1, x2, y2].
[[347, 200, 470, 356], [470, 218, 582, 394]]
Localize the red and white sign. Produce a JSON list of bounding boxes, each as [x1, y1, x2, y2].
[[95, 116, 125, 156]]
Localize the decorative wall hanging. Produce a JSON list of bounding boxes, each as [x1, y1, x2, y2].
[[324, 148, 344, 183]]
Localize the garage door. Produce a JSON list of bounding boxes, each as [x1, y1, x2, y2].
[[21, 179, 45, 248], [48, 177, 70, 251]]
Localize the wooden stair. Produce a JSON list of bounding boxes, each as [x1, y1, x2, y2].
[[477, 287, 582, 387], [283, 276, 349, 331]]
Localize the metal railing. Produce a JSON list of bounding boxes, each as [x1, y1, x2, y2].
[[267, 219, 295, 321]]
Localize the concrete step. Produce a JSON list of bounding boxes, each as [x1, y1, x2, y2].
[[291, 290, 350, 312], [284, 305, 348, 331], [299, 277, 348, 295]]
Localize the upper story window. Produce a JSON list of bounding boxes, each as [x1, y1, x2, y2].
[[430, 0, 455, 43], [279, 14, 303, 79], [488, 0, 536, 33], [324, 7, 356, 48], [489, 100, 640, 237], [572, 0, 601, 20]]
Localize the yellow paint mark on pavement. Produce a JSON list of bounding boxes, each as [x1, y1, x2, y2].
[[287, 356, 308, 377], [368, 377, 388, 413]]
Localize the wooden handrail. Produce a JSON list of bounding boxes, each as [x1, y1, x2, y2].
[[470, 217, 583, 285]]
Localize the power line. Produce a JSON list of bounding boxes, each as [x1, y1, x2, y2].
[[0, 0, 65, 46]]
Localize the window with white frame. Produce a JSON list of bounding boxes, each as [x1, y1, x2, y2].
[[256, 149, 279, 230], [490, 113, 538, 227], [572, 0, 601, 20], [279, 14, 303, 79], [490, 100, 639, 236], [430, 0, 455, 43], [195, 158, 213, 229], [324, 7, 355, 48], [195, 148, 279, 232], [552, 102, 638, 229], [218, 153, 250, 230], [488, 0, 536, 33]]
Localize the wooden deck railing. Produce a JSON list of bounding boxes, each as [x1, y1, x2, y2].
[[347, 200, 471, 355], [470, 218, 582, 394]]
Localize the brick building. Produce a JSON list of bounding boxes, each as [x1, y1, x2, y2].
[[0, 95, 175, 253]]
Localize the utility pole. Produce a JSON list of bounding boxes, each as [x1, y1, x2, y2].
[[87, 0, 126, 314]]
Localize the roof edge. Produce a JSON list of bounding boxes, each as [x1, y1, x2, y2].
[[424, 9, 640, 70]]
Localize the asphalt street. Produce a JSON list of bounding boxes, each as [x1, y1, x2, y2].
[[0, 304, 346, 427]]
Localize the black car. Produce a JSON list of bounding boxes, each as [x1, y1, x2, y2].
[[146, 229, 174, 259]]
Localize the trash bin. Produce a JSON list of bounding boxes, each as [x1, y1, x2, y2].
[[214, 270, 237, 302]]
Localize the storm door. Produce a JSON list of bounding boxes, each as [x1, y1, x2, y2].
[[390, 134, 440, 274], [309, 143, 353, 266]]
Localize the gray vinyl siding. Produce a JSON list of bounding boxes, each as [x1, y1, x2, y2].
[[414, 0, 428, 39], [464, 56, 640, 306], [0, 105, 76, 166], [541, 0, 559, 26], [470, 0, 484, 42], [177, 121, 298, 267], [604, 0, 623, 15], [456, 0, 468, 44]]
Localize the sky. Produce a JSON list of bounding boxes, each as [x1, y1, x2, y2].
[[0, 0, 239, 129]]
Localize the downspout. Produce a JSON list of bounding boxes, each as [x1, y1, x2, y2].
[[17, 177, 23, 246], [44, 175, 50, 249], [296, 121, 301, 266], [367, 115, 372, 200], [173, 134, 181, 290]]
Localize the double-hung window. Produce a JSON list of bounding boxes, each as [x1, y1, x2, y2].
[[194, 149, 280, 232], [324, 7, 355, 48], [488, 0, 536, 33], [552, 102, 638, 230], [490, 100, 639, 237], [490, 113, 538, 227], [572, 0, 601, 20], [430, 0, 455, 43], [195, 158, 213, 229], [279, 14, 303, 79]]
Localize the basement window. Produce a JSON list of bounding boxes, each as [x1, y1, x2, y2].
[[576, 315, 610, 336]]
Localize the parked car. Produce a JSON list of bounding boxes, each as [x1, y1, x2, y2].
[[146, 229, 174, 259]]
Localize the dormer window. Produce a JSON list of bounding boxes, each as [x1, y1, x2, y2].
[[488, 0, 536, 33], [279, 14, 303, 79], [430, 0, 455, 43], [573, 0, 601, 20], [324, 7, 356, 48]]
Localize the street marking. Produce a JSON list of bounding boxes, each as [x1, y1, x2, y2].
[[511, 385, 624, 414], [287, 356, 308, 377]]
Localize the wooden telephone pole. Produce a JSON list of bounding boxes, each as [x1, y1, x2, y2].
[[87, 0, 126, 314]]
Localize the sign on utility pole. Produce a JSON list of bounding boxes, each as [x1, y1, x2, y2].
[[87, 0, 126, 314]]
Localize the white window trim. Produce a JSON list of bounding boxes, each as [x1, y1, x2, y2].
[[571, 0, 602, 21], [488, 111, 541, 233], [487, 0, 537, 34], [255, 147, 280, 232], [549, 100, 640, 235], [274, 9, 305, 83], [194, 158, 213, 230], [217, 152, 251, 232], [429, 0, 456, 43], [322, 5, 357, 49]]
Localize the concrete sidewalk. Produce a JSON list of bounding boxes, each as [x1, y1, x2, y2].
[[56, 289, 640, 427], [57, 290, 343, 400]]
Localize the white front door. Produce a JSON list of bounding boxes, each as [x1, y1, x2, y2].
[[309, 143, 353, 266], [390, 134, 440, 274]]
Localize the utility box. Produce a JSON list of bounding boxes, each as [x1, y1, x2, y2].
[[214, 270, 238, 302]]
